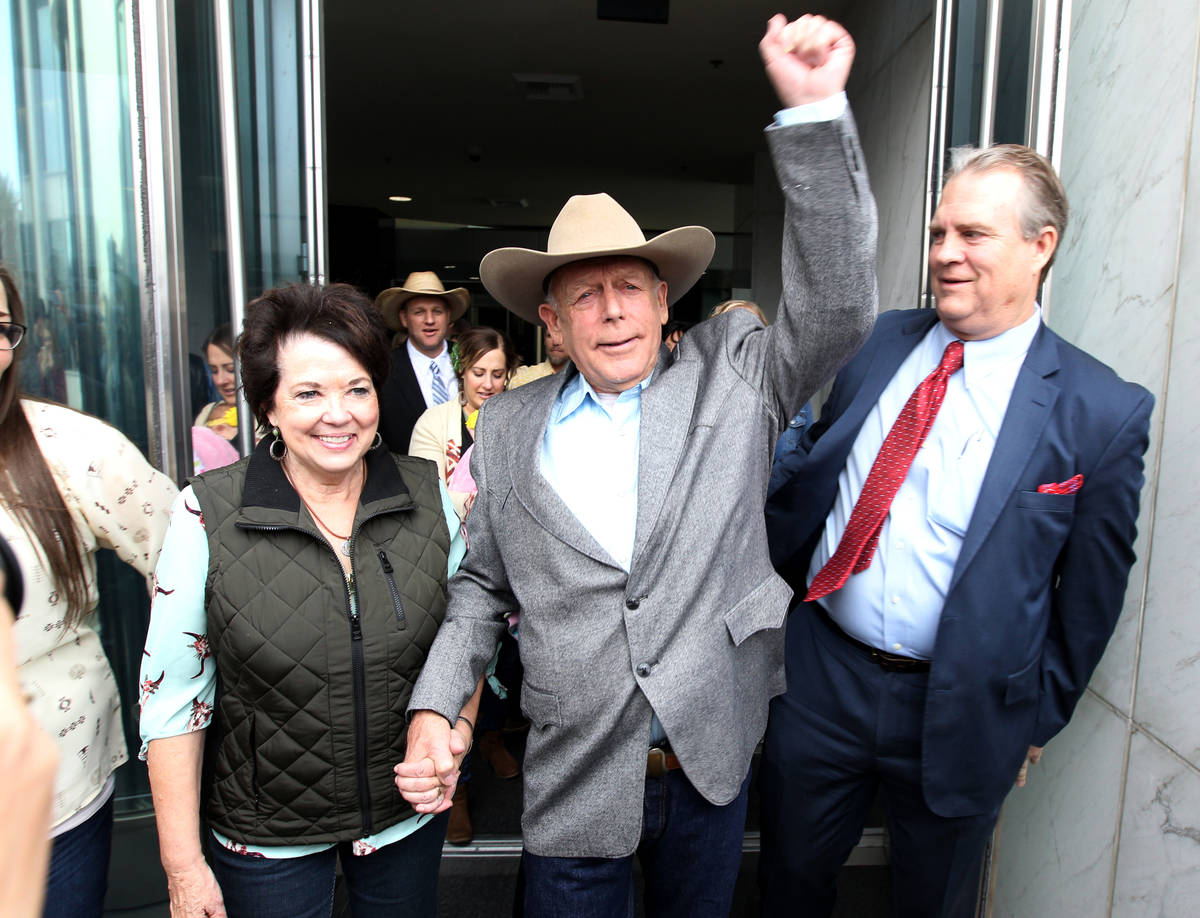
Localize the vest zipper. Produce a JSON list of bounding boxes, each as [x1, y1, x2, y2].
[[377, 550, 406, 627], [236, 504, 419, 839], [346, 585, 374, 837]]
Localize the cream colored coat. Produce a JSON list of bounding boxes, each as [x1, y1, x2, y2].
[[6, 400, 176, 829], [408, 399, 471, 518]]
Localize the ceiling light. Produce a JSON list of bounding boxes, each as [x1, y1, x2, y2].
[[388, 195, 412, 203]]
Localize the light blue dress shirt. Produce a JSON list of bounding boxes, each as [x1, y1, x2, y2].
[[812, 308, 1042, 659], [539, 371, 649, 572]]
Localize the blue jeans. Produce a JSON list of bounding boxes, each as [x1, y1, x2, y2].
[[208, 812, 449, 918], [519, 769, 750, 917], [43, 794, 114, 918]]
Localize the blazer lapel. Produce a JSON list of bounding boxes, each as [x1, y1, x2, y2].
[[507, 368, 618, 569], [631, 351, 699, 569], [950, 324, 1061, 591]]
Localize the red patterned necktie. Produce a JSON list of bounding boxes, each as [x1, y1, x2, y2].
[[806, 339, 965, 602]]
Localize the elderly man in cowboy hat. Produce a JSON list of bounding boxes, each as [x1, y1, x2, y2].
[[398, 14, 877, 915], [375, 270, 471, 453]]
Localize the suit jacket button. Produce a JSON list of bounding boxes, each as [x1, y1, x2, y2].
[[626, 598, 640, 610], [636, 662, 652, 677]]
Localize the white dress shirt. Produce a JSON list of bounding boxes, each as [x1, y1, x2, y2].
[[811, 308, 1042, 659], [406, 338, 458, 407]]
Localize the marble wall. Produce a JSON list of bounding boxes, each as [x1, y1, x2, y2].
[[843, 0, 934, 314], [990, 0, 1200, 914]]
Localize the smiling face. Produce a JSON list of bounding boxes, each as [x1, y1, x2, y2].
[[538, 257, 668, 394], [205, 343, 237, 405], [929, 167, 1057, 341], [266, 333, 379, 486], [400, 295, 451, 358], [462, 347, 508, 413]]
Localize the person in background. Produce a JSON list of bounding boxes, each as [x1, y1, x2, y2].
[[760, 145, 1153, 917], [409, 325, 522, 845], [141, 282, 473, 918], [509, 323, 569, 389], [408, 325, 518, 518], [192, 324, 244, 474], [376, 271, 470, 454], [0, 264, 178, 918], [710, 298, 768, 324], [193, 323, 239, 443]]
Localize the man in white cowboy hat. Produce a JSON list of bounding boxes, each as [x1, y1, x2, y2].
[[397, 13, 877, 915], [375, 270, 470, 453]]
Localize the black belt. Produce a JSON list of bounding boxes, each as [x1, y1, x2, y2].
[[815, 604, 931, 673]]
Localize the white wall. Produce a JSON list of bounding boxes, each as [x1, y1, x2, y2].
[[990, 0, 1200, 913]]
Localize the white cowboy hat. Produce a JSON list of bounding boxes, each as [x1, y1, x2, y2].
[[375, 270, 470, 331], [479, 193, 716, 323]]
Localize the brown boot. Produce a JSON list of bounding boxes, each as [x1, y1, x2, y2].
[[478, 729, 521, 779], [445, 782, 472, 845]]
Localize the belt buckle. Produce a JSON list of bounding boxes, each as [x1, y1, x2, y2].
[[647, 747, 668, 778], [869, 649, 922, 672]]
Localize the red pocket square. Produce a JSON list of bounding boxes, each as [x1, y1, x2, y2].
[[1037, 474, 1083, 495]]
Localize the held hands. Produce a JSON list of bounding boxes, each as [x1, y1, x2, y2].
[[759, 13, 855, 107], [394, 711, 472, 814], [1015, 745, 1044, 788]]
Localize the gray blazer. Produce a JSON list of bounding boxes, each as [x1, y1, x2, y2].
[[409, 111, 879, 857]]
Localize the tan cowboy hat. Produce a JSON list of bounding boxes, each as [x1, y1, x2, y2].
[[375, 270, 470, 330], [479, 193, 716, 323]]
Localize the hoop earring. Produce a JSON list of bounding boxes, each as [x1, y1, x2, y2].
[[370, 432, 383, 451], [269, 427, 287, 461]]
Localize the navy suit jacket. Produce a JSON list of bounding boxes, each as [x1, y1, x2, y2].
[[766, 308, 1153, 817], [377, 347, 429, 454]]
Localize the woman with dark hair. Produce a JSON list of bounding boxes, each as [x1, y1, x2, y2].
[[193, 323, 237, 435], [191, 323, 246, 473], [0, 265, 178, 918], [140, 282, 473, 918], [408, 326, 518, 519]]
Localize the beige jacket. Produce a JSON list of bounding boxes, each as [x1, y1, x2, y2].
[[408, 399, 471, 518], [7, 400, 176, 829]]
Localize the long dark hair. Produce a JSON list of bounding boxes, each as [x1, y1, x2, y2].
[[0, 265, 90, 626]]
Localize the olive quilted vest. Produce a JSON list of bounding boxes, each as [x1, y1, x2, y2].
[[192, 442, 449, 845]]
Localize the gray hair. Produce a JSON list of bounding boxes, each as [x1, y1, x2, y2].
[[945, 144, 1068, 280]]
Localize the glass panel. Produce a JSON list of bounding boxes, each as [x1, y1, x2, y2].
[[0, 0, 154, 810], [947, 0, 988, 148], [236, 0, 308, 293], [994, 0, 1034, 144]]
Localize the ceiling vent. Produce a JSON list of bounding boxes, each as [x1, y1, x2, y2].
[[513, 73, 583, 102]]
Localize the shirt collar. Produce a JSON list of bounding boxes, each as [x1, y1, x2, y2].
[[932, 305, 1041, 388], [551, 369, 654, 425]]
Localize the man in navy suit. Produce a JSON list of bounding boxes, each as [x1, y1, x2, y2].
[[760, 145, 1153, 917]]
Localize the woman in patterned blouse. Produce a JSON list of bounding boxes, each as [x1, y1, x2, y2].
[[0, 264, 178, 918]]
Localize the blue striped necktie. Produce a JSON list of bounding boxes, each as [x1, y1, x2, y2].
[[430, 361, 449, 405]]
